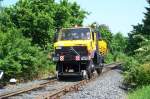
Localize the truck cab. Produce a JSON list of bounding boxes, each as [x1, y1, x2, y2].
[[53, 27, 107, 79]]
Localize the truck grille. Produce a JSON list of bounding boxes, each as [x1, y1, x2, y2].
[[55, 46, 88, 57]]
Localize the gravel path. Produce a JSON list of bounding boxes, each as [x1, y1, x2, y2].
[[61, 69, 126, 99]]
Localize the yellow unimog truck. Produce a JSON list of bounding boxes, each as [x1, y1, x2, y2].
[[53, 27, 107, 79]]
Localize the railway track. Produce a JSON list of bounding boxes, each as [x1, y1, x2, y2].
[[0, 78, 57, 99], [0, 62, 121, 99]]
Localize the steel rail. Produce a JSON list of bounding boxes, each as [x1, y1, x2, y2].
[[0, 79, 57, 99]]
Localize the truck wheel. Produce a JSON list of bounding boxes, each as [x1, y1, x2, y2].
[[57, 75, 64, 80], [96, 68, 103, 75], [87, 69, 92, 79], [87, 61, 93, 79], [81, 70, 88, 80], [56, 71, 60, 80], [57, 76, 64, 80], [56, 63, 64, 80]]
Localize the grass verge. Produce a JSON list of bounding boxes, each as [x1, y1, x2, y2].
[[128, 86, 150, 99]]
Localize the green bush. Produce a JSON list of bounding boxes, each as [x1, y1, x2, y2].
[[0, 29, 53, 81], [107, 52, 139, 71], [125, 64, 150, 86], [108, 52, 149, 87], [105, 52, 114, 63], [113, 52, 128, 62], [122, 40, 150, 87], [122, 56, 139, 72]]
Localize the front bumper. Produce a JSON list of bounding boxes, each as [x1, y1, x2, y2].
[[53, 56, 91, 62], [53, 46, 90, 62]]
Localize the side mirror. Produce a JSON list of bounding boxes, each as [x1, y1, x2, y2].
[[53, 32, 58, 43]]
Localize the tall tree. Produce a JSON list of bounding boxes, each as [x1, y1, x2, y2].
[[54, 0, 87, 28], [126, 24, 145, 55], [0, 0, 87, 48], [9, 0, 56, 48], [143, 0, 150, 39], [111, 33, 127, 53], [127, 0, 150, 55], [98, 24, 112, 44]]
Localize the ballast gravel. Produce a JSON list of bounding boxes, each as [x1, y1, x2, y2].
[[61, 69, 126, 99]]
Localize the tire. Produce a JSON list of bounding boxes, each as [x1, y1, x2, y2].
[[57, 62, 63, 73], [57, 75, 64, 81], [96, 62, 104, 75], [56, 63, 64, 80], [96, 68, 103, 75], [81, 70, 88, 80], [86, 60, 93, 79], [87, 68, 92, 79]]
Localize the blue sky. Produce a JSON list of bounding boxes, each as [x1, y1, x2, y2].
[[2, 0, 148, 36]]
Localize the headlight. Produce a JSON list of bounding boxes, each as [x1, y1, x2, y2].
[[53, 57, 59, 61], [55, 46, 62, 49], [81, 56, 90, 60]]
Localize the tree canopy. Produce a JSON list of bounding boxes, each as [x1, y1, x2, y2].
[[0, 0, 88, 48], [127, 0, 150, 55], [0, 0, 87, 81]]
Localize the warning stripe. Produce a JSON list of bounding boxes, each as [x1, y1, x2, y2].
[[60, 56, 64, 61], [75, 56, 80, 61]]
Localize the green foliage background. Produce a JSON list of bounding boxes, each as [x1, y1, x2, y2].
[[90, 0, 150, 97], [0, 0, 87, 81], [92, 0, 150, 91], [124, 0, 150, 88]]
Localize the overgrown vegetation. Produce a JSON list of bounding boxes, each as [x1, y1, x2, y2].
[[101, 0, 150, 89], [124, 0, 150, 87], [93, 1, 150, 98], [0, 29, 53, 81], [106, 0, 150, 98], [0, 0, 87, 82]]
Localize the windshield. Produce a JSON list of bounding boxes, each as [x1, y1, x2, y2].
[[59, 28, 91, 40]]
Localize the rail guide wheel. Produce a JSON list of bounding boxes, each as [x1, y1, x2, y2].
[[56, 71, 63, 80], [87, 61, 93, 79], [96, 68, 102, 75], [87, 69, 92, 79], [81, 70, 88, 80], [96, 63, 104, 75]]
